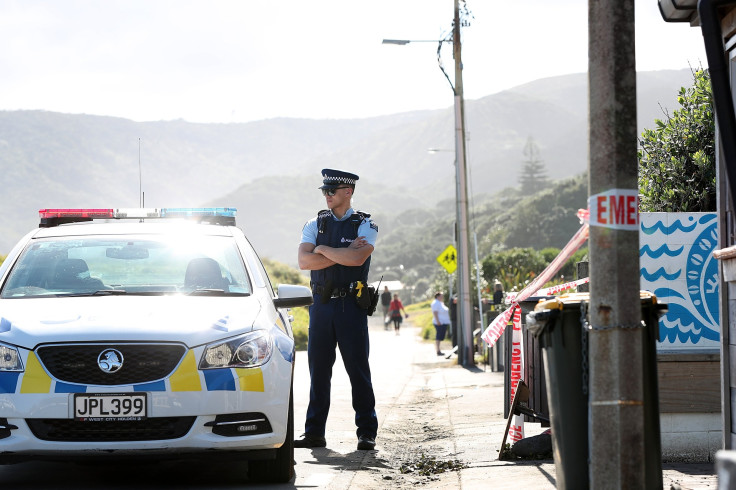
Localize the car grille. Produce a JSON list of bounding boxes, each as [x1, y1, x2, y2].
[[36, 343, 187, 385], [26, 417, 196, 442]]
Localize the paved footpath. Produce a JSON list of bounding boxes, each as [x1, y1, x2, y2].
[[291, 314, 719, 489]]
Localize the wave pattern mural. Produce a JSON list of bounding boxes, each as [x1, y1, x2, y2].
[[640, 213, 719, 351]]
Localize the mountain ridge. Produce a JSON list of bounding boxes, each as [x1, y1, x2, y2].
[[0, 68, 696, 265]]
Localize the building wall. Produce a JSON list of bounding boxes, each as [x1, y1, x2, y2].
[[641, 212, 721, 461], [660, 413, 721, 463]]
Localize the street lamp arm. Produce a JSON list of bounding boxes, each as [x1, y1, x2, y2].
[[380, 37, 455, 92], [381, 39, 451, 45]]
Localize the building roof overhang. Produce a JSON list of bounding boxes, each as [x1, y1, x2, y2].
[[659, 0, 700, 25]]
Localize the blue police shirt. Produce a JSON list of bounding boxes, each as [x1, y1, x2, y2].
[[301, 208, 378, 246]]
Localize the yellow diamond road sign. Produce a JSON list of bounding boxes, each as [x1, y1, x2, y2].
[[436, 245, 457, 274]]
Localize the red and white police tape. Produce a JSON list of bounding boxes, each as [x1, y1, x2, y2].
[[481, 209, 590, 348], [508, 306, 525, 442], [505, 277, 590, 304], [485, 209, 590, 442]]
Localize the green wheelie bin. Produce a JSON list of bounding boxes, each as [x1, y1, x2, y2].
[[526, 291, 665, 489]]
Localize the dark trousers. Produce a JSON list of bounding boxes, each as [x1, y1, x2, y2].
[[304, 294, 378, 439]]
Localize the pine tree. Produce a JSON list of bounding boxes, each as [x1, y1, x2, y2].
[[518, 136, 550, 195]]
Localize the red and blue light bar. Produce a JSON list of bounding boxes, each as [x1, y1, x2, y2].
[[39, 208, 237, 227]]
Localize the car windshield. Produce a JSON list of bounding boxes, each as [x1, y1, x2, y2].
[[0, 234, 252, 298]]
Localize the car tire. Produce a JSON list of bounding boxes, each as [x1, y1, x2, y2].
[[248, 383, 295, 483]]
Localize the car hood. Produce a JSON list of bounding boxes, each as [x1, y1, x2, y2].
[[0, 295, 262, 350]]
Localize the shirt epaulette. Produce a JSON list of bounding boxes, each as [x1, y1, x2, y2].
[[317, 209, 372, 235], [317, 210, 331, 234]]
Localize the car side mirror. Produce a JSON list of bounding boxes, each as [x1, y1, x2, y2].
[[273, 284, 313, 308]]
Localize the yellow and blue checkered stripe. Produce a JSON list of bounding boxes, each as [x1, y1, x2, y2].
[[0, 349, 265, 394]]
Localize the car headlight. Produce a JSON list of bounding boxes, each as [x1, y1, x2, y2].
[[0, 343, 23, 371], [199, 331, 273, 369]]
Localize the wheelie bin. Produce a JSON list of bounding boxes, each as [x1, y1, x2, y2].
[[526, 291, 665, 489]]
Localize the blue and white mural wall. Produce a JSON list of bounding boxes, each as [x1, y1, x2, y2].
[[640, 213, 720, 352]]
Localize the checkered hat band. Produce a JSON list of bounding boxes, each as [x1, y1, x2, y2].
[[323, 175, 356, 185]]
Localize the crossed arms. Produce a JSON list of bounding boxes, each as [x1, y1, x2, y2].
[[298, 237, 373, 271]]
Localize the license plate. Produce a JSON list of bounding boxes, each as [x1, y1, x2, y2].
[[74, 393, 147, 421]]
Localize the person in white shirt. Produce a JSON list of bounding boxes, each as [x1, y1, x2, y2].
[[431, 292, 451, 356]]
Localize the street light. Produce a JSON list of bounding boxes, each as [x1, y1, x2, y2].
[[382, 39, 441, 45], [383, 0, 474, 367]]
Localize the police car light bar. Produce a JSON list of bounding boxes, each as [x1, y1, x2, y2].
[[160, 207, 237, 219], [39, 208, 237, 227], [39, 209, 114, 227]]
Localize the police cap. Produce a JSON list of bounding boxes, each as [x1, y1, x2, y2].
[[319, 169, 359, 190]]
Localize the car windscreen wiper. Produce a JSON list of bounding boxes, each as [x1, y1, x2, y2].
[[55, 289, 129, 297], [91, 289, 129, 295], [186, 289, 250, 296]]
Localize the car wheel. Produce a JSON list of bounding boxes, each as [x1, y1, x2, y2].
[[248, 383, 295, 483]]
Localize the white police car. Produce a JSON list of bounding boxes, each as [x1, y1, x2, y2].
[[0, 208, 312, 482]]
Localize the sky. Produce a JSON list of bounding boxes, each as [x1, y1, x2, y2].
[[0, 0, 708, 124]]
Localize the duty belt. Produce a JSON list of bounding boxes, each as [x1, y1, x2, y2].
[[312, 284, 349, 298]]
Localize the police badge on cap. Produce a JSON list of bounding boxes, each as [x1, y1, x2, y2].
[[319, 169, 359, 189]]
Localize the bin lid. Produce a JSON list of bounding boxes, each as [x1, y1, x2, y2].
[[518, 295, 555, 312], [534, 290, 659, 312]]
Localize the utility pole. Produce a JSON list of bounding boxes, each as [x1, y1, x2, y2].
[[452, 0, 474, 367], [588, 0, 645, 486], [382, 1, 474, 367]]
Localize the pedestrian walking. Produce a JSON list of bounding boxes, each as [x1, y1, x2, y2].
[[295, 168, 379, 451], [388, 293, 408, 334], [380, 285, 392, 330], [431, 292, 451, 356], [493, 281, 504, 305]]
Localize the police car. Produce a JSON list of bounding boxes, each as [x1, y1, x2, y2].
[[0, 208, 312, 482]]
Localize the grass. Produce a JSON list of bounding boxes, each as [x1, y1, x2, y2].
[[291, 307, 310, 351], [405, 300, 435, 340]]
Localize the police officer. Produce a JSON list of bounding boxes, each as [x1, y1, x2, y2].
[[295, 169, 379, 451]]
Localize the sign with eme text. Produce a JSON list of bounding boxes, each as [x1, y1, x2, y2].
[[589, 188, 639, 230]]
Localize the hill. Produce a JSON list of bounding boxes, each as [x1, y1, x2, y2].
[[0, 68, 696, 265]]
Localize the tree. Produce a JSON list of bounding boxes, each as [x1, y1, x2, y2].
[[501, 173, 588, 250], [638, 69, 715, 212], [481, 248, 549, 293], [518, 136, 550, 195], [481, 246, 588, 295]]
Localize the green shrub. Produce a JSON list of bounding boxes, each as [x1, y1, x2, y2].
[[638, 68, 715, 212], [291, 306, 309, 351]]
